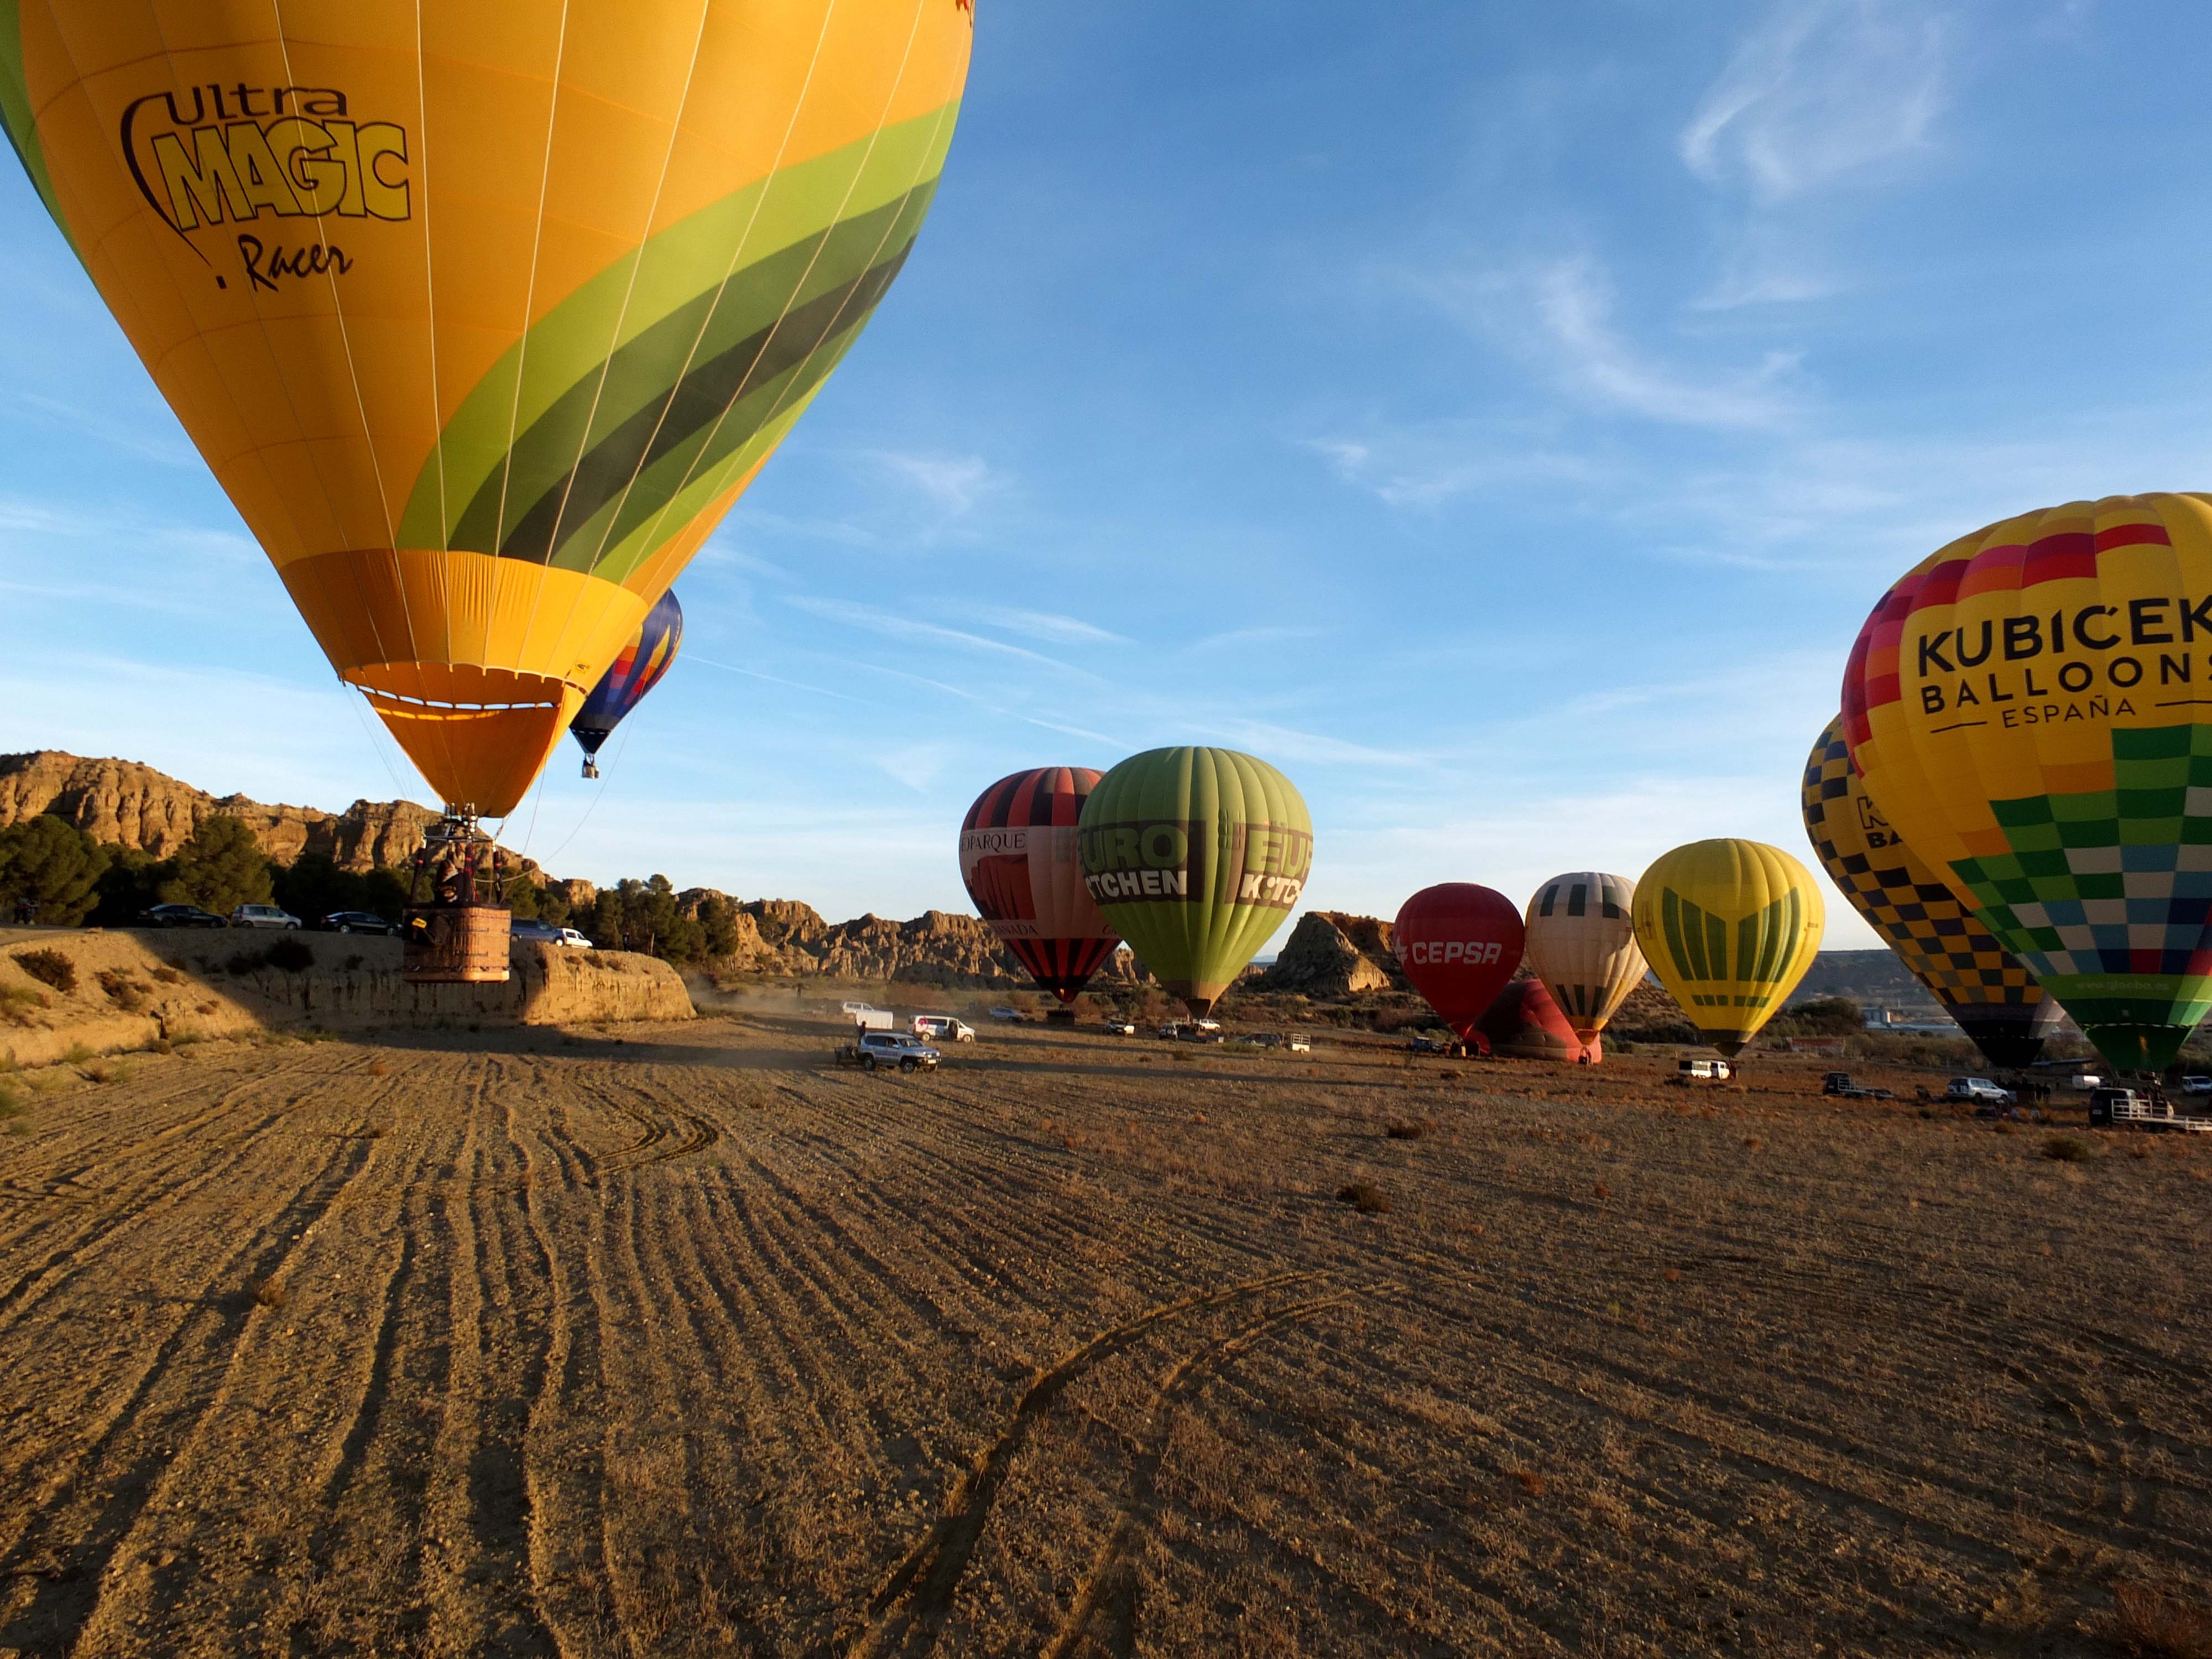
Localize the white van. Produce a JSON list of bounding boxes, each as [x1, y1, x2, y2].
[[912, 1015, 975, 1043], [1677, 1058, 1733, 1081]]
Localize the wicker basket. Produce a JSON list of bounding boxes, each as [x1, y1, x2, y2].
[[402, 905, 512, 984]]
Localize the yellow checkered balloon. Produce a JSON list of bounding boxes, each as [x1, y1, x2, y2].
[[1802, 717, 2059, 1066]]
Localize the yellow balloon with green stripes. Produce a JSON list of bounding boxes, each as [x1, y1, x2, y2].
[[0, 2, 971, 814], [1632, 839, 1825, 1056]]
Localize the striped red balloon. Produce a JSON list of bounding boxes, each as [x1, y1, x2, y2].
[[960, 769, 1122, 1003]]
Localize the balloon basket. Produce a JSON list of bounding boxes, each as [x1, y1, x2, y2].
[[403, 904, 512, 984]]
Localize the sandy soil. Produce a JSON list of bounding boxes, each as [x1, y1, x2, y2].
[[0, 1003, 2206, 1657]]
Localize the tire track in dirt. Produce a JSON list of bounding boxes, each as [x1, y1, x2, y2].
[[0, 1056, 333, 1333], [0, 1121, 382, 1655], [1040, 1288, 1362, 1659], [845, 1271, 1318, 1659]]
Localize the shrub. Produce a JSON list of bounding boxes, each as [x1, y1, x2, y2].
[[2110, 1582, 2212, 1659], [0, 1079, 21, 1118], [1385, 1119, 1433, 1141], [343, 954, 365, 972], [150, 965, 182, 984], [13, 949, 76, 994], [1337, 1181, 1390, 1214], [2045, 1135, 2096, 1164], [265, 938, 315, 974], [61, 1042, 95, 1065], [96, 968, 147, 1012], [224, 948, 269, 978], [248, 1277, 288, 1311]]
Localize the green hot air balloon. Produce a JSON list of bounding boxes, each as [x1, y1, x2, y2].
[[1077, 748, 1313, 1016]]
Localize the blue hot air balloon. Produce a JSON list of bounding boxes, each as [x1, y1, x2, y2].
[[571, 591, 684, 779]]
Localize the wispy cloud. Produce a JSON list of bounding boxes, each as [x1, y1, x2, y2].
[[873, 451, 1004, 515], [1405, 255, 1805, 432], [1681, 0, 1947, 203], [1190, 717, 1429, 769], [685, 654, 870, 705], [785, 594, 1099, 677], [9, 393, 197, 467], [1187, 624, 1328, 651], [961, 603, 1129, 647]]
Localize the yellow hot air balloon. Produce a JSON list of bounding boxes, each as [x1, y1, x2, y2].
[[0, 3, 972, 816], [1632, 840, 1823, 1056], [1523, 871, 1646, 1044], [1843, 494, 2212, 1070]]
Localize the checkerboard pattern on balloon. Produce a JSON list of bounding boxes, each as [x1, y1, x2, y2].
[[1947, 724, 2212, 981], [1801, 722, 2043, 1006]]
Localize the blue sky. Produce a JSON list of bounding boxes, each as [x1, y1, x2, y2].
[[4, 0, 2209, 950]]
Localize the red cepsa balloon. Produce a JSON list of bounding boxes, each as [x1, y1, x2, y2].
[[1394, 883, 1527, 1045]]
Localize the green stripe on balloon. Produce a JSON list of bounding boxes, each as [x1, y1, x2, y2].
[[399, 102, 959, 554]]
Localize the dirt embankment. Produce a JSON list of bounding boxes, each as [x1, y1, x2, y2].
[[0, 929, 691, 1066]]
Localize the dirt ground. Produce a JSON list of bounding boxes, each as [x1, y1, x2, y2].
[[0, 1000, 2206, 1658]]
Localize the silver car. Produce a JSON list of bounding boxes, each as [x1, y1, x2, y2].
[[229, 904, 302, 930]]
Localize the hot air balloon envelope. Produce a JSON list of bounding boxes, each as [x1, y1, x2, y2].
[[1634, 840, 1824, 1057], [1843, 494, 2212, 1071], [572, 591, 685, 779], [0, 3, 972, 815], [1522, 872, 1645, 1043], [1077, 748, 1312, 1018], [960, 768, 1121, 1004], [1477, 978, 1600, 1063], [1802, 717, 2062, 1067], [1394, 883, 1525, 1044]]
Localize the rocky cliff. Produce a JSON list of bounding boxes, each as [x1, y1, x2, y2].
[[0, 751, 442, 871], [1253, 911, 1408, 998]]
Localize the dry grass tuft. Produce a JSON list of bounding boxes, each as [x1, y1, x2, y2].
[[1386, 1118, 1433, 1140], [1508, 1468, 1548, 1497], [1742, 1136, 1763, 1152], [249, 1277, 289, 1311], [1593, 1182, 1611, 1199], [96, 968, 148, 1012], [13, 948, 75, 994], [2110, 1582, 2212, 1658], [150, 964, 184, 984], [61, 1042, 95, 1066], [2044, 1135, 2095, 1164], [0, 983, 48, 1026], [1337, 1181, 1391, 1214], [367, 1061, 390, 1078], [1663, 1267, 1681, 1283]]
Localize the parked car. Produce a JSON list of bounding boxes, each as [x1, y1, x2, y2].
[[1406, 1034, 1453, 1056], [1945, 1076, 2016, 1108], [841, 999, 880, 1017], [1159, 1022, 1224, 1044], [321, 910, 395, 935], [1244, 1032, 1313, 1053], [1677, 1057, 1734, 1081], [855, 1031, 941, 1073], [912, 1015, 975, 1042], [1104, 1020, 1139, 1036], [2181, 1076, 2212, 1096], [138, 903, 225, 929], [229, 904, 302, 931], [987, 1005, 1026, 1022]]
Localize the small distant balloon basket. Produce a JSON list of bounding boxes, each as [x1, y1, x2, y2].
[[402, 812, 513, 985]]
